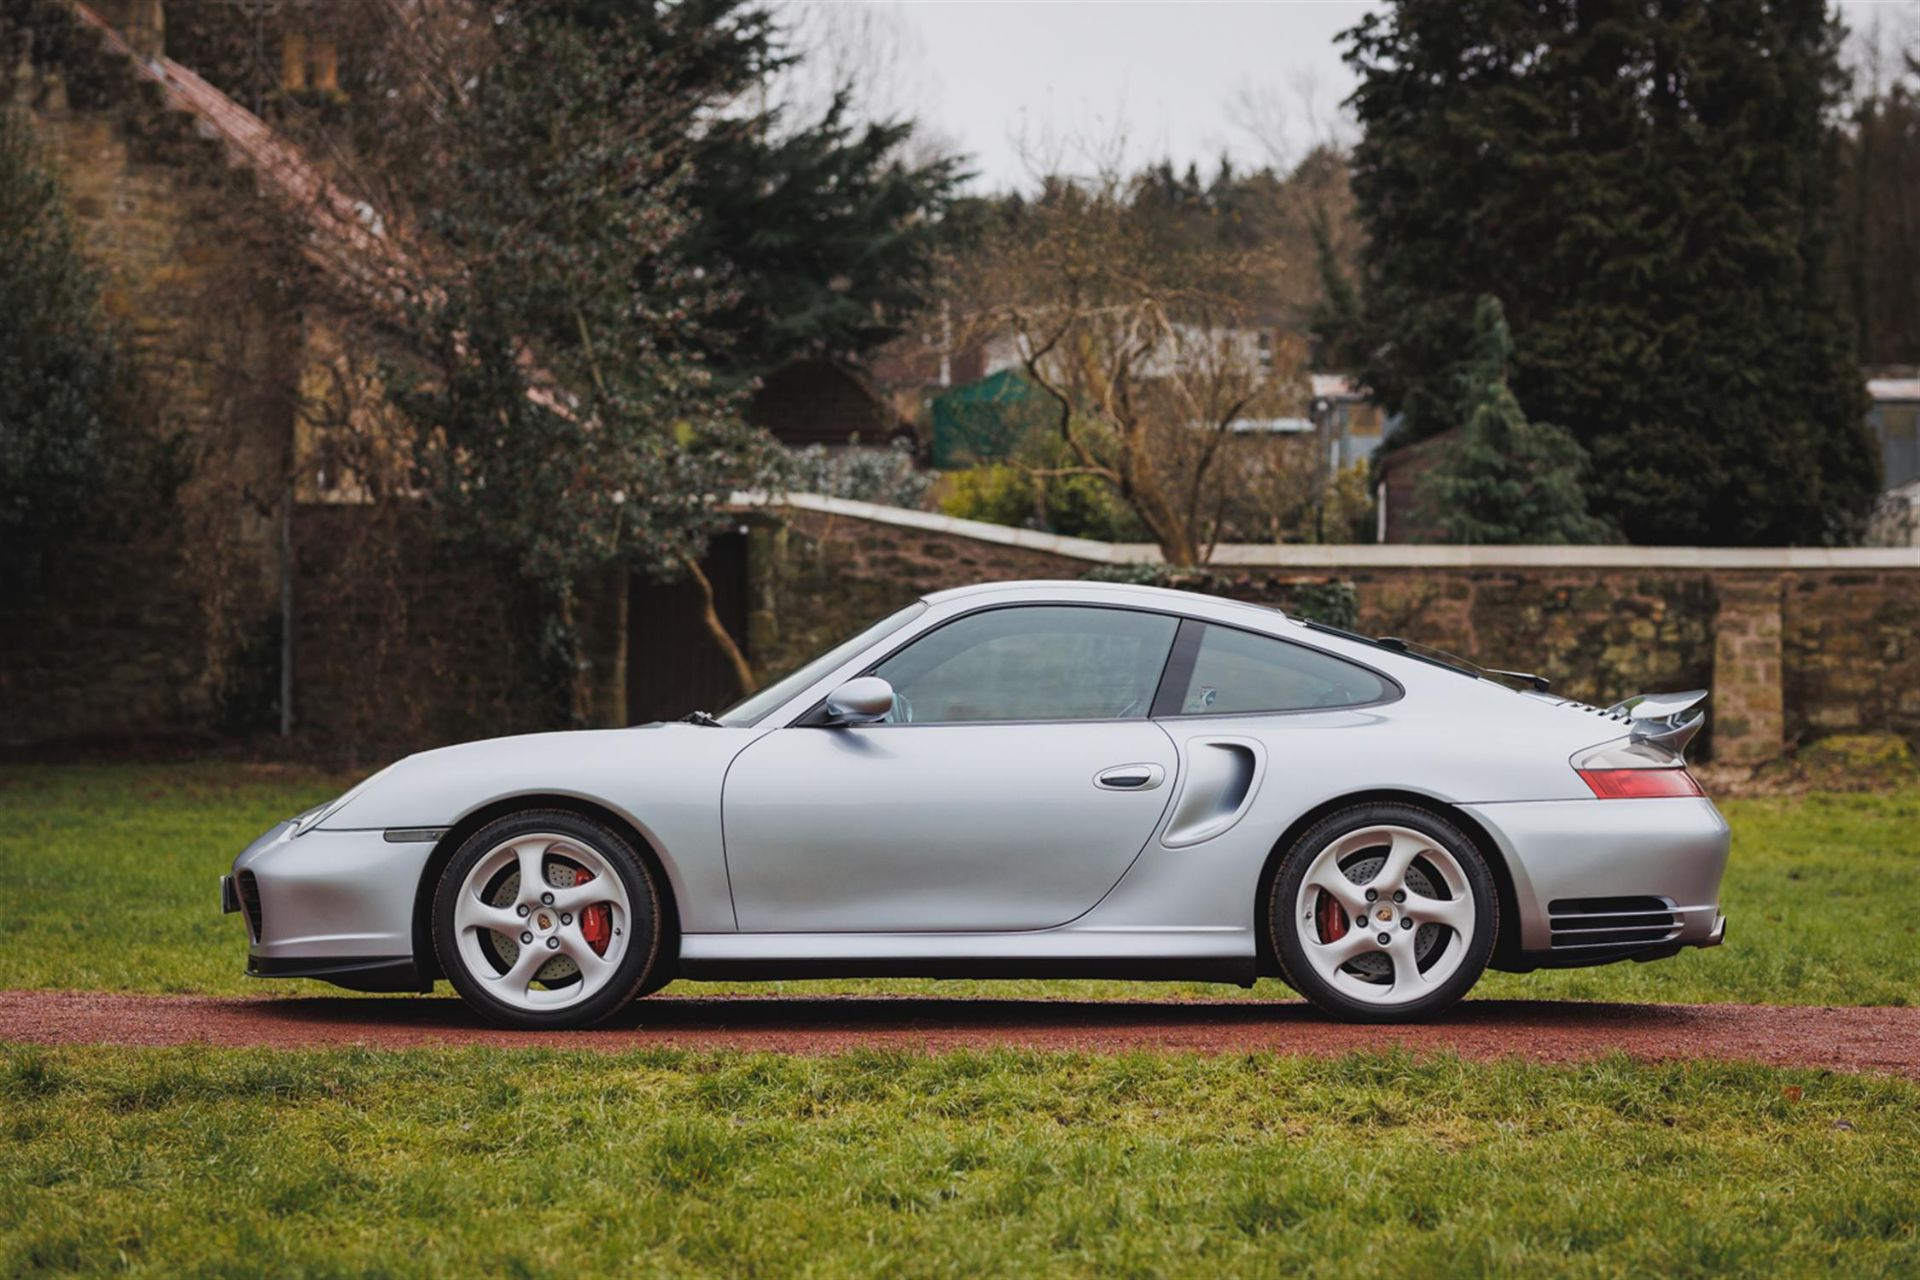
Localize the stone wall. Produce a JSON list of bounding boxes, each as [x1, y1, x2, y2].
[[0, 527, 210, 748], [288, 504, 552, 761], [10, 489, 1919, 761], [754, 498, 1920, 763], [1781, 570, 1920, 750]]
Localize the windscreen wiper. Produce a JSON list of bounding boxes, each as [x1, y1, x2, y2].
[[680, 710, 722, 727]]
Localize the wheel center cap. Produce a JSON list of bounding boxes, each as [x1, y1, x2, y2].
[[535, 911, 554, 931], [1374, 906, 1394, 924]]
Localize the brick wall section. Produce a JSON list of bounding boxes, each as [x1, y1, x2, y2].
[[10, 491, 1918, 758], [1781, 570, 1920, 748], [1711, 577, 1786, 763], [289, 504, 552, 760], [0, 530, 207, 747], [1342, 567, 1716, 709]]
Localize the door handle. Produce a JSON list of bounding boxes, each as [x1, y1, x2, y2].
[[1094, 763, 1166, 791]]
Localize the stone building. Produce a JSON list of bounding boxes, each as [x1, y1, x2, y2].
[[2, 0, 544, 753], [3, 0, 302, 746]]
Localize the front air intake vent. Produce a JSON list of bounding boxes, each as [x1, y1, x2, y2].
[[1548, 896, 1678, 950], [235, 870, 263, 942]]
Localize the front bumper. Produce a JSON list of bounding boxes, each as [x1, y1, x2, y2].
[[224, 820, 441, 993], [1462, 795, 1731, 966]]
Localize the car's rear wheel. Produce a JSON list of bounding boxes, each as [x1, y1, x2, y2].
[[432, 810, 662, 1029], [1269, 803, 1496, 1022]]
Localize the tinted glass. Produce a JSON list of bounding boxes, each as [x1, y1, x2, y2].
[[873, 606, 1178, 723], [1173, 624, 1390, 715]]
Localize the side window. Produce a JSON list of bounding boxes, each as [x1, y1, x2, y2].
[[872, 606, 1178, 724], [1172, 623, 1391, 715]]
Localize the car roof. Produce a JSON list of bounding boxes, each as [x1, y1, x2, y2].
[[919, 579, 1290, 625]]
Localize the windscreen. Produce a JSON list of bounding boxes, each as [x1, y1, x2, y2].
[[717, 602, 928, 726]]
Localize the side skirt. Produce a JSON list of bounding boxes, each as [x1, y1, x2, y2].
[[677, 956, 1256, 985], [676, 929, 1258, 987]]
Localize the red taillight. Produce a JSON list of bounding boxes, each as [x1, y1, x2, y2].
[[1577, 767, 1703, 799]]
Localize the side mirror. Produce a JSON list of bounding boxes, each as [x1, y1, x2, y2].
[[824, 676, 895, 725]]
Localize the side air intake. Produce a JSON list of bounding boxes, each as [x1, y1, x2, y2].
[[235, 870, 264, 942], [1547, 896, 1678, 950]]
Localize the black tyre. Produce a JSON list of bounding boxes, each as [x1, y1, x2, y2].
[[432, 809, 662, 1029], [1269, 802, 1497, 1023]]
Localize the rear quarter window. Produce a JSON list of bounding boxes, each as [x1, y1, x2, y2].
[[1171, 623, 1394, 715]]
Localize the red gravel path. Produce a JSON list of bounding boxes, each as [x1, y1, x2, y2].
[[3, 990, 1918, 1077]]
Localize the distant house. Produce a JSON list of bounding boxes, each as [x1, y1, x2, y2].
[[1309, 374, 1392, 475], [744, 359, 914, 451], [1869, 377, 1920, 488], [1867, 377, 1920, 546], [1371, 427, 1458, 544]]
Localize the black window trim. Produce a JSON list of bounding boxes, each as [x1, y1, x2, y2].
[[1148, 618, 1206, 718], [1150, 617, 1405, 721]]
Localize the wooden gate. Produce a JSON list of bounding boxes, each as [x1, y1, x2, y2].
[[626, 532, 751, 724]]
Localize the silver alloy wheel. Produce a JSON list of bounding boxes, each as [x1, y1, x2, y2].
[[450, 833, 631, 1012], [1292, 823, 1476, 1007]]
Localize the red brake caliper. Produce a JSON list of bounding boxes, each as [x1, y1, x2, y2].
[[1316, 890, 1349, 943], [573, 868, 612, 955]]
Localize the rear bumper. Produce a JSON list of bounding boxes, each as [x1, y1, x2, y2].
[[1461, 796, 1731, 966]]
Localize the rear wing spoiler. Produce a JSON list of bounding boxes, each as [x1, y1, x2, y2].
[[1604, 689, 1707, 756]]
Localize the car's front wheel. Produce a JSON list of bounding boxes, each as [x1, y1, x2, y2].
[[1269, 803, 1497, 1022], [432, 810, 662, 1029]]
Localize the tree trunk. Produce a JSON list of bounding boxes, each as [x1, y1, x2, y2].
[[685, 554, 756, 697], [570, 564, 629, 728]]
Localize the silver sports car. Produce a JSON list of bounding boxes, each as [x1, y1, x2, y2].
[[223, 580, 1729, 1027]]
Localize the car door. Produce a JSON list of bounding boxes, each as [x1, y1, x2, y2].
[[722, 605, 1183, 932]]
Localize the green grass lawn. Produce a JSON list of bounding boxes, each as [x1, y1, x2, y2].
[[0, 762, 1915, 1005], [4, 1045, 1917, 1276]]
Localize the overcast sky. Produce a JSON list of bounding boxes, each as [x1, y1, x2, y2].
[[779, 0, 1916, 194]]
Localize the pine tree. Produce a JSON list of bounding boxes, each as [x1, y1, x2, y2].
[[1419, 298, 1612, 544], [1339, 0, 1881, 545], [679, 92, 964, 381], [395, 2, 775, 706], [1838, 51, 1920, 366], [590, 0, 963, 384]]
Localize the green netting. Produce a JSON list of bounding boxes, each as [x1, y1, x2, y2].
[[929, 369, 1053, 468]]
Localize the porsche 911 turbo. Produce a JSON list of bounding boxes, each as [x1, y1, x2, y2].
[[223, 580, 1728, 1026]]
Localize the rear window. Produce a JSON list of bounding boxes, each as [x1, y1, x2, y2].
[[1170, 623, 1393, 715]]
